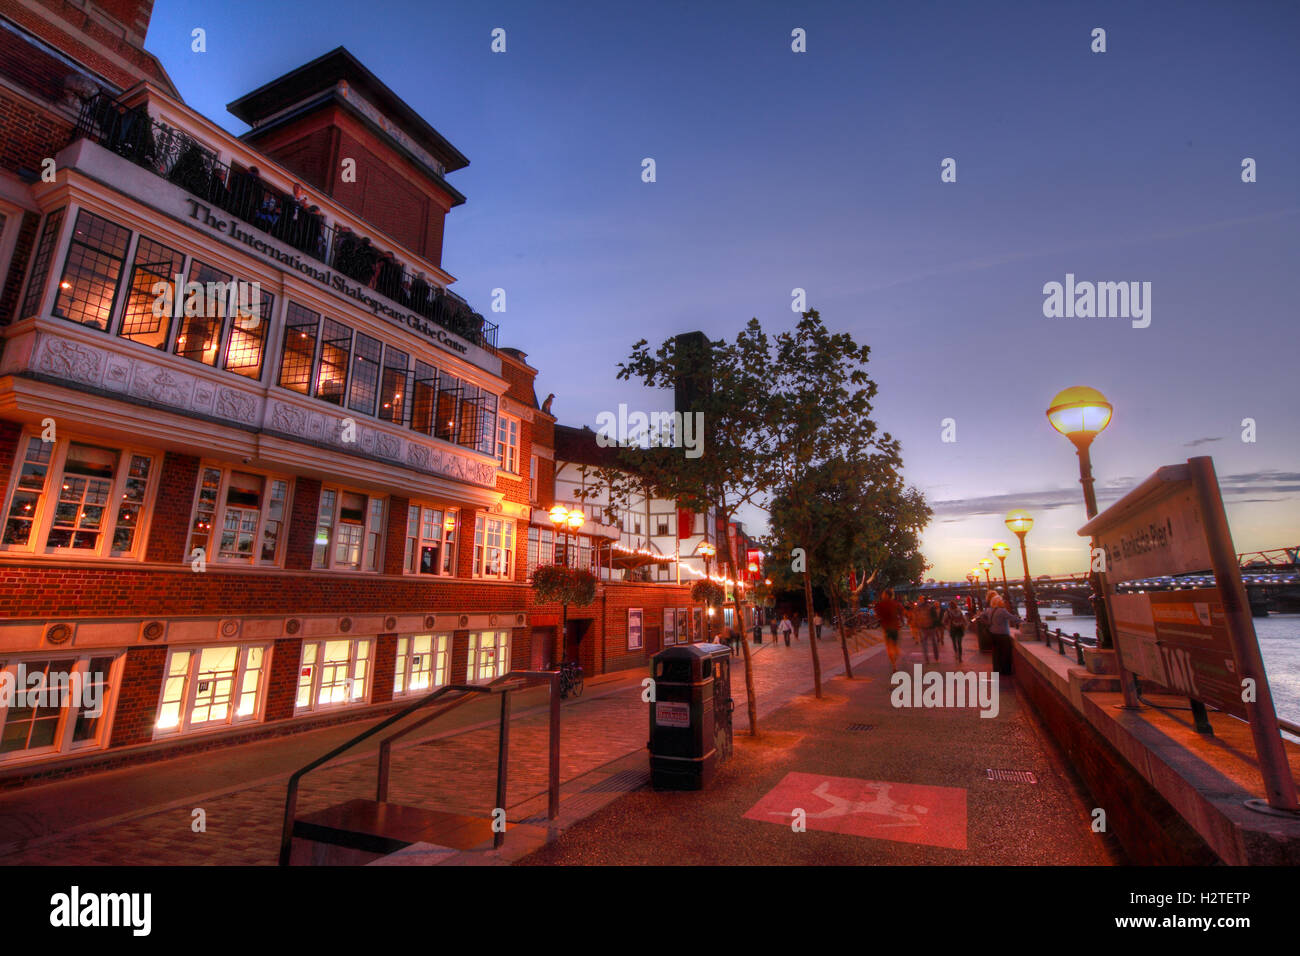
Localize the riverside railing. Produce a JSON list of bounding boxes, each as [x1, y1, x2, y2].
[[71, 93, 497, 350]]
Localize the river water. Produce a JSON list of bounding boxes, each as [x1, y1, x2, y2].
[[1038, 609, 1300, 727]]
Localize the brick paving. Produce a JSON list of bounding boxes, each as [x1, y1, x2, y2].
[[0, 624, 877, 865]]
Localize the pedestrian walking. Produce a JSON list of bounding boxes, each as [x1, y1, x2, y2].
[[874, 588, 904, 672], [813, 613, 823, 640], [942, 599, 967, 663], [778, 614, 794, 647], [920, 598, 943, 662], [981, 591, 1021, 675]]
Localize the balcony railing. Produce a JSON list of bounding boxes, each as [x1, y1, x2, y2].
[[70, 93, 497, 351]]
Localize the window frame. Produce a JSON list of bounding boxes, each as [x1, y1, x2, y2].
[[186, 464, 291, 567], [393, 633, 451, 697], [403, 503, 458, 576], [152, 643, 268, 738], [0, 652, 120, 762], [0, 434, 159, 559], [466, 631, 510, 683], [312, 486, 385, 572], [473, 515, 516, 580], [294, 638, 373, 712], [496, 415, 519, 473]]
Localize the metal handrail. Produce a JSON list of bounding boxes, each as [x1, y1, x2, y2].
[[278, 669, 560, 865], [1040, 626, 1097, 666]]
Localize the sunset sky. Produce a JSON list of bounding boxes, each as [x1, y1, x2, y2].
[[148, 0, 1300, 581]]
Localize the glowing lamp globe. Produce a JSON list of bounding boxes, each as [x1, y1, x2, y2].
[[978, 558, 994, 572], [1047, 386, 1112, 446], [1005, 509, 1034, 536], [992, 542, 1010, 559], [548, 504, 569, 525]]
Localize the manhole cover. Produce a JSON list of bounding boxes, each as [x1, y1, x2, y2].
[[986, 768, 1037, 784], [846, 723, 876, 732]]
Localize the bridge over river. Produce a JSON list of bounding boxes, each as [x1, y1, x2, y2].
[[900, 546, 1300, 615]]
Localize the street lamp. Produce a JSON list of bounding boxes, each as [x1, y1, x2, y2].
[[1004, 509, 1042, 630], [978, 557, 994, 593], [548, 505, 584, 568], [1047, 385, 1114, 647], [699, 542, 717, 638], [992, 542, 1011, 609]]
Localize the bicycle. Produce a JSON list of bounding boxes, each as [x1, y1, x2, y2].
[[558, 660, 584, 699]]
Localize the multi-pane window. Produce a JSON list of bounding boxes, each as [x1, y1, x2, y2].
[[497, 416, 519, 473], [473, 515, 515, 580], [529, 454, 539, 502], [52, 209, 131, 330], [525, 526, 556, 577], [0, 437, 156, 557], [118, 236, 185, 349], [295, 639, 372, 711], [222, 285, 273, 380], [154, 644, 266, 736], [19, 208, 64, 320], [173, 259, 232, 367], [404, 504, 457, 575], [187, 465, 289, 565], [655, 514, 671, 537], [378, 346, 408, 424], [277, 302, 320, 394], [316, 318, 352, 405], [313, 488, 384, 571], [467, 631, 510, 682], [347, 332, 382, 415], [410, 360, 437, 434], [393, 634, 450, 696], [0, 653, 117, 759]]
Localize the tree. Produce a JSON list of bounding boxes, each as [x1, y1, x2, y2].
[[766, 311, 893, 698], [614, 322, 774, 734], [532, 565, 597, 664]]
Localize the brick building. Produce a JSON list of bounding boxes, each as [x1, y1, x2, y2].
[[0, 0, 702, 782]]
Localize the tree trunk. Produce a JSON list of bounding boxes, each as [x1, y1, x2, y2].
[[721, 547, 759, 736], [830, 587, 853, 678], [803, 565, 823, 698]]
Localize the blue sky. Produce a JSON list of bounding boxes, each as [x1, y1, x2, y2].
[[146, 0, 1300, 579]]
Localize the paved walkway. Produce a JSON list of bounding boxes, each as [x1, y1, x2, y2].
[[521, 631, 1125, 865], [0, 624, 874, 865]]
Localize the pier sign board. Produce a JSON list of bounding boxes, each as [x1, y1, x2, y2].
[[1080, 456, 1297, 809]]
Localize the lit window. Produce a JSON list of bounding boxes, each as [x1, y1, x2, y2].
[[296, 639, 372, 711], [466, 631, 510, 682], [173, 259, 231, 367], [117, 235, 184, 349], [347, 333, 381, 416], [378, 346, 409, 424], [315, 318, 352, 406], [525, 526, 556, 577], [473, 515, 515, 580], [497, 416, 519, 473], [153, 645, 266, 736], [277, 302, 320, 395], [393, 634, 450, 696], [404, 504, 457, 575], [187, 466, 290, 566], [53, 209, 130, 330], [0, 437, 156, 558]]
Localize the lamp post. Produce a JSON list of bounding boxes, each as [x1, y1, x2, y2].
[[1046, 386, 1114, 648], [978, 558, 994, 595], [992, 542, 1011, 610], [1005, 509, 1042, 630], [548, 505, 585, 663], [699, 542, 716, 639]]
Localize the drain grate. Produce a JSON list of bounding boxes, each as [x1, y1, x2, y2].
[[845, 723, 876, 732], [986, 768, 1038, 784]]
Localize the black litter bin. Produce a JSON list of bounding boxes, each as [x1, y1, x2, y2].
[[648, 643, 734, 790]]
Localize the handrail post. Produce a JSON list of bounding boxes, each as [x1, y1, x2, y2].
[[548, 673, 561, 820], [279, 781, 299, 867], [494, 688, 512, 850], [1075, 633, 1085, 666], [376, 739, 391, 803]]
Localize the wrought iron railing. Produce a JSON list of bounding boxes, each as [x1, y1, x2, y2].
[[71, 92, 497, 350]]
